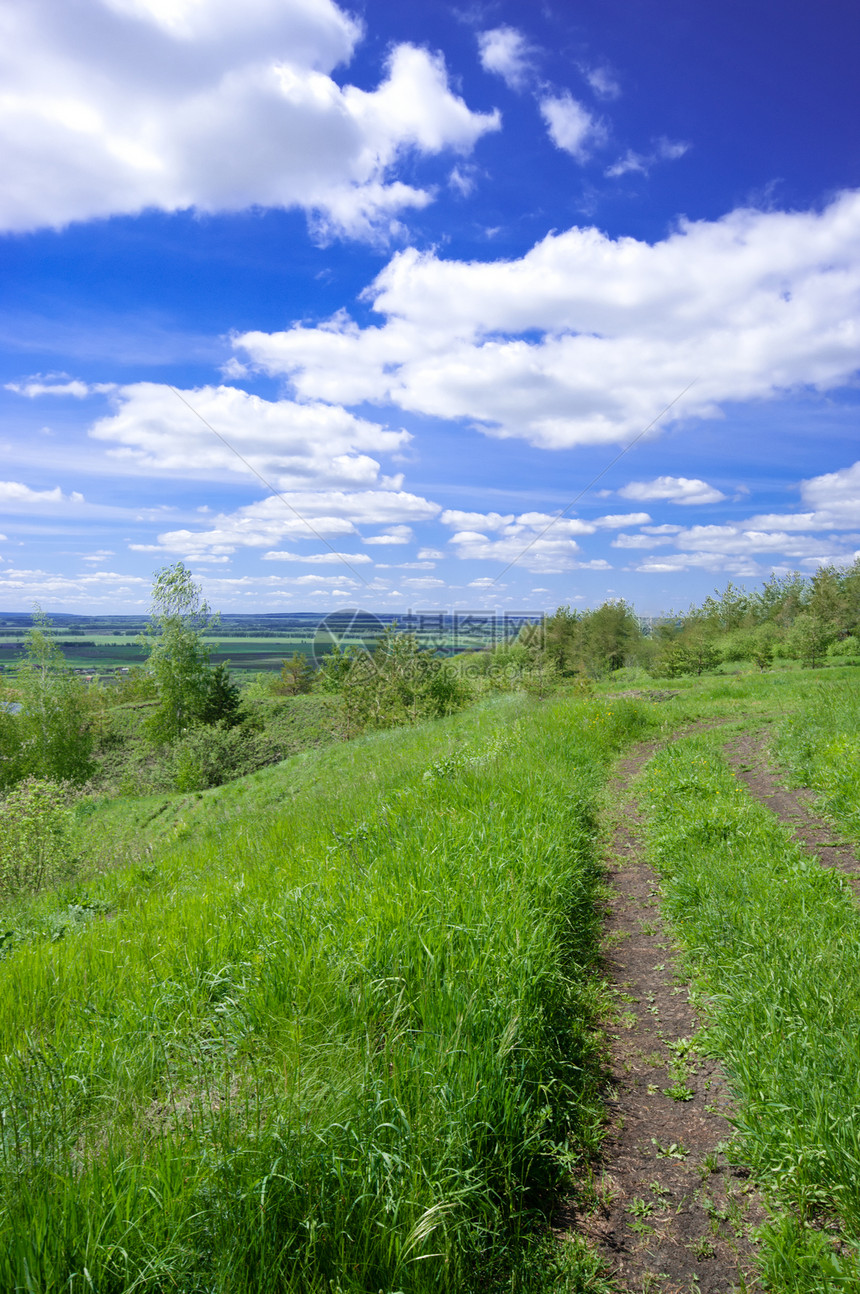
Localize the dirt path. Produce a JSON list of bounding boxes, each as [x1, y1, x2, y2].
[[562, 745, 763, 1293], [723, 728, 860, 894]]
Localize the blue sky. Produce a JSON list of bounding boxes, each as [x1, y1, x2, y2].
[[1, 0, 858, 616]]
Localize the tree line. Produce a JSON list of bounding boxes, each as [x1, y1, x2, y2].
[[2, 557, 859, 798], [508, 558, 860, 683]]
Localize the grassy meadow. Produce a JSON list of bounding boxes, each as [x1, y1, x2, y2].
[[2, 651, 860, 1290], [0, 692, 652, 1292]]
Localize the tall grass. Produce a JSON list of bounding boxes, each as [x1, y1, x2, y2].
[[643, 734, 860, 1290], [776, 679, 860, 842], [0, 694, 649, 1292]]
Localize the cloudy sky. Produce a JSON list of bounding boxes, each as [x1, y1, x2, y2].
[[1, 0, 858, 615]]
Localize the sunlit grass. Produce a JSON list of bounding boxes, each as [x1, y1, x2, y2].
[[776, 679, 860, 843], [643, 732, 860, 1290], [0, 693, 650, 1292]]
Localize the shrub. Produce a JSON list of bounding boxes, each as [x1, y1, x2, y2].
[[0, 778, 75, 898]]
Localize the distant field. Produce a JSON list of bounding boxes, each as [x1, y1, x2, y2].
[[0, 628, 503, 674]]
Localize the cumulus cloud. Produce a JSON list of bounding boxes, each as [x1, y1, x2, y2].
[[0, 480, 86, 507], [88, 382, 410, 490], [0, 565, 148, 607], [439, 510, 613, 573], [619, 476, 726, 506], [0, 0, 499, 238], [129, 489, 440, 559], [671, 525, 838, 559], [746, 459, 860, 531], [538, 92, 606, 161], [477, 26, 534, 90], [236, 190, 860, 450], [362, 525, 413, 544], [611, 532, 674, 548]]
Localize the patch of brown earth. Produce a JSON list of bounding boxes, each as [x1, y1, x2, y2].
[[724, 729, 860, 894], [561, 746, 764, 1293]]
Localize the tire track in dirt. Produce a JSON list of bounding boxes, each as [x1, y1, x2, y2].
[[723, 729, 860, 894], [560, 743, 764, 1293]]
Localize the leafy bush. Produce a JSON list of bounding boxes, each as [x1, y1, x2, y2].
[[0, 779, 75, 898], [168, 723, 277, 791]]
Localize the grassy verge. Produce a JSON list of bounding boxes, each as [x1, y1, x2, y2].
[[775, 678, 860, 844], [0, 693, 650, 1292], [642, 732, 860, 1290]]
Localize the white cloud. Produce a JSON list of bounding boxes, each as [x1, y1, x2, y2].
[[605, 137, 688, 178], [417, 547, 444, 560], [261, 549, 372, 563], [441, 509, 515, 531], [362, 524, 413, 544], [611, 532, 674, 548], [674, 525, 836, 558], [6, 376, 116, 398], [89, 382, 410, 490], [0, 2, 499, 238], [477, 26, 534, 90], [375, 561, 435, 569], [538, 92, 606, 161], [0, 481, 86, 507], [445, 512, 612, 574], [129, 489, 440, 558], [236, 190, 860, 450], [593, 511, 652, 528], [746, 460, 860, 531], [619, 476, 726, 505], [632, 553, 764, 577], [0, 565, 149, 607], [582, 65, 620, 100]]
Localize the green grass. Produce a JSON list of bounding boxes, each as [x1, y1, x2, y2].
[[642, 731, 860, 1290], [0, 693, 652, 1292], [776, 679, 860, 844]]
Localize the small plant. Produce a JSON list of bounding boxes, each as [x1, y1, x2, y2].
[[652, 1138, 689, 1159], [663, 1082, 694, 1102], [0, 778, 74, 897]]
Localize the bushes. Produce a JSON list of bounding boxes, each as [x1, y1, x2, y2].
[[0, 779, 75, 898]]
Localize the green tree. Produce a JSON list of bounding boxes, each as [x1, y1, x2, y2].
[[750, 623, 777, 671], [3, 609, 95, 786], [579, 600, 642, 673], [143, 563, 217, 742], [276, 651, 315, 696], [787, 614, 833, 669], [200, 662, 243, 728], [0, 778, 74, 897]]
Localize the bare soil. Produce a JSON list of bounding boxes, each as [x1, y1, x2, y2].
[[560, 745, 764, 1293], [724, 728, 860, 894]]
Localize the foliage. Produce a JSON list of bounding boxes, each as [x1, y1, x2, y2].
[[199, 661, 243, 728], [515, 601, 642, 681], [0, 609, 95, 787], [786, 612, 834, 669], [0, 778, 74, 898], [142, 563, 218, 742], [113, 665, 159, 703], [669, 559, 860, 673], [274, 650, 315, 696], [0, 694, 652, 1292], [777, 680, 860, 843], [315, 630, 474, 735]]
